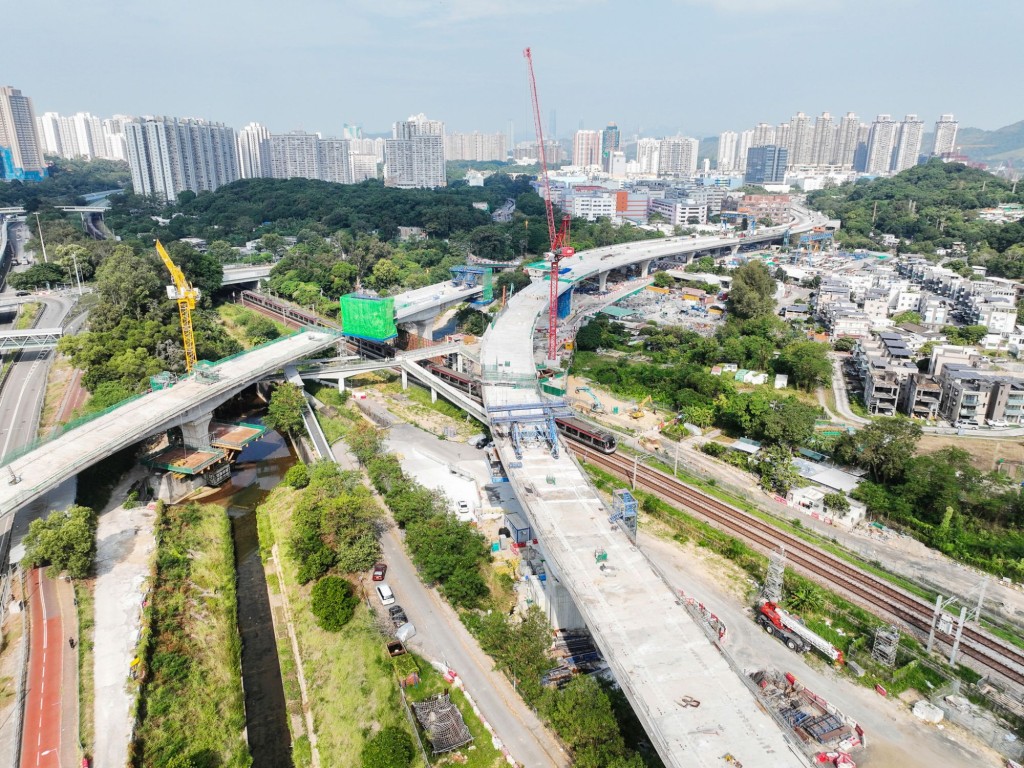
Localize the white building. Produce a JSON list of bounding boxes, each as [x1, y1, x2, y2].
[[385, 113, 446, 188], [811, 112, 836, 167], [270, 131, 321, 180], [350, 153, 378, 182], [891, 115, 924, 173], [834, 112, 861, 168], [649, 197, 707, 225], [124, 116, 239, 201], [657, 136, 699, 177], [786, 111, 814, 167], [572, 130, 601, 168], [635, 138, 660, 174], [445, 131, 507, 161], [318, 138, 353, 184], [237, 122, 271, 179], [865, 115, 899, 175], [932, 114, 959, 158], [718, 131, 738, 172]]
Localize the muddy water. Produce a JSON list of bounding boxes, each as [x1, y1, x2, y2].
[[206, 424, 294, 768]]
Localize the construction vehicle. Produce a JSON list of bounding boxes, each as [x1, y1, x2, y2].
[[575, 386, 603, 412], [757, 600, 844, 664], [631, 395, 653, 419], [524, 47, 574, 361], [156, 240, 200, 373]]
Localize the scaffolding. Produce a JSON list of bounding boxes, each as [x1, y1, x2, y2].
[[609, 488, 638, 541], [339, 292, 397, 341], [872, 624, 900, 668], [761, 548, 786, 603], [487, 401, 571, 459], [450, 265, 494, 304]]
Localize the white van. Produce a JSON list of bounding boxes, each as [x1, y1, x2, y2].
[[376, 584, 396, 606]]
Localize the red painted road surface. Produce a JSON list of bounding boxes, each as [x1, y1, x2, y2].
[[21, 568, 62, 768]]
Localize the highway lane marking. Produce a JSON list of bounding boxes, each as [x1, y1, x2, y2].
[[0, 356, 44, 460]]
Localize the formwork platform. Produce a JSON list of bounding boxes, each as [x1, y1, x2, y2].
[[142, 446, 225, 475], [209, 421, 266, 451]]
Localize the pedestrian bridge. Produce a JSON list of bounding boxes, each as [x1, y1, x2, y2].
[[0, 328, 63, 352]]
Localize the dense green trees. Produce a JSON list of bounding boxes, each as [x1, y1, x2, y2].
[[542, 676, 643, 768], [807, 160, 1024, 273], [834, 416, 922, 484], [0, 158, 130, 209], [727, 261, 777, 319], [309, 575, 359, 631], [265, 384, 308, 437], [22, 505, 98, 578], [360, 726, 414, 768], [779, 341, 832, 391]]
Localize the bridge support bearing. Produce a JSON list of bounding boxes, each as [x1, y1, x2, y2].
[[181, 413, 213, 450]]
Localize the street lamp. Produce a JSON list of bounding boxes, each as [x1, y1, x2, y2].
[[33, 212, 48, 263], [69, 251, 83, 295]]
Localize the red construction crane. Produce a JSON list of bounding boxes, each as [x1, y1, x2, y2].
[[523, 47, 574, 361]]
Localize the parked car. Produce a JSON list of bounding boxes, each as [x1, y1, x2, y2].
[[457, 500, 471, 515], [372, 562, 387, 581], [988, 419, 1009, 428], [955, 421, 979, 430], [375, 584, 395, 606], [388, 604, 409, 628]]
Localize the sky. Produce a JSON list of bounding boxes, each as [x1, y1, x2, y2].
[[9, 0, 1023, 141]]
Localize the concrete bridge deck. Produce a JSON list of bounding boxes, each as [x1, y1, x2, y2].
[[479, 215, 823, 767]]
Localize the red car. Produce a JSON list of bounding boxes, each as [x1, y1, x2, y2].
[[372, 562, 387, 581]]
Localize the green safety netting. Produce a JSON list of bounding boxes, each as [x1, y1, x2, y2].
[[482, 268, 493, 303], [339, 293, 397, 341]]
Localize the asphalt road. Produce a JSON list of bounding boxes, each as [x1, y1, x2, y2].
[[330, 438, 567, 768]]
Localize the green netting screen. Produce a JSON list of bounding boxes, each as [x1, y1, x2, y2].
[[339, 293, 397, 341], [482, 268, 493, 303]]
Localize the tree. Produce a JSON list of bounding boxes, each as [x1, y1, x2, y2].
[[780, 341, 833, 392], [832, 337, 856, 352], [495, 269, 531, 296], [22, 505, 97, 578], [91, 245, 163, 326], [348, 421, 385, 464], [369, 258, 400, 290], [284, 463, 310, 489], [755, 445, 800, 495], [652, 271, 674, 288], [360, 726, 414, 768], [309, 575, 358, 631], [265, 384, 307, 437], [835, 415, 922, 484], [727, 261, 776, 319], [8, 262, 67, 290], [542, 676, 630, 768], [822, 492, 850, 515], [575, 321, 604, 352]]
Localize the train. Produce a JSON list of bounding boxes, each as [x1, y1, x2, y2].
[[420, 362, 617, 454]]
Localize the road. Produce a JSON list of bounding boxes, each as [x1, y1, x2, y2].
[[329, 436, 567, 768], [20, 568, 78, 768]]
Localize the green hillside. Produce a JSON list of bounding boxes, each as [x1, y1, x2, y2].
[[956, 120, 1024, 163]]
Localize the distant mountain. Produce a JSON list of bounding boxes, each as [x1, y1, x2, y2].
[[955, 120, 1024, 164]]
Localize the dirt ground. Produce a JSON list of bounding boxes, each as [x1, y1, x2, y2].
[[917, 433, 1024, 474], [566, 374, 666, 433]]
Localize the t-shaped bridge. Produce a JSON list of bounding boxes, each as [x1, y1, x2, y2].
[[0, 329, 339, 519], [478, 213, 824, 768]]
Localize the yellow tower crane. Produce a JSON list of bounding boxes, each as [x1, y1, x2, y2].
[[155, 240, 200, 373]]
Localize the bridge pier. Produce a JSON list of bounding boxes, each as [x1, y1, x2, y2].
[[598, 270, 609, 293], [405, 318, 435, 342], [639, 258, 654, 277], [730, 244, 740, 257], [401, 368, 408, 390], [336, 375, 347, 393], [431, 388, 437, 403], [181, 413, 213, 449]]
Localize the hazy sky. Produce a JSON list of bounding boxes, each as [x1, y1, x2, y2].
[[10, 0, 1022, 140]]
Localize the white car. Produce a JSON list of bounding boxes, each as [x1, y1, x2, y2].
[[375, 584, 395, 606], [988, 420, 1009, 428], [457, 500, 471, 514], [955, 421, 979, 430]]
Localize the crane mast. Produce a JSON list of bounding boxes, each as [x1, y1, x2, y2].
[[156, 240, 200, 373], [523, 47, 573, 361]]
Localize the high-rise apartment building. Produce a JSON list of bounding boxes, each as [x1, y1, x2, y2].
[[444, 132, 507, 161], [786, 112, 814, 166], [658, 136, 699, 177], [774, 123, 791, 156], [351, 153, 378, 182], [635, 138, 660, 174], [834, 113, 861, 168], [811, 112, 836, 167], [744, 145, 787, 184], [736, 130, 754, 172], [717, 131, 738, 172], [318, 138, 353, 184], [601, 123, 620, 171], [572, 130, 601, 167], [865, 115, 899, 175], [101, 116, 131, 161], [891, 114, 924, 173], [752, 123, 776, 148], [237, 122, 271, 179], [269, 131, 321, 180], [932, 114, 958, 158], [124, 116, 239, 201], [385, 113, 446, 188], [0, 86, 46, 180]]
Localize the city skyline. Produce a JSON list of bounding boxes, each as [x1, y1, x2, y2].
[[6, 0, 1020, 139]]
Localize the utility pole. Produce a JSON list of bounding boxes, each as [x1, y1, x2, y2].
[[70, 250, 83, 295], [34, 212, 48, 263]]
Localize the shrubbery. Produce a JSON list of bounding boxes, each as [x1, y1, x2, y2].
[[360, 726, 414, 768], [310, 575, 358, 632], [22, 505, 97, 578], [283, 463, 309, 489]]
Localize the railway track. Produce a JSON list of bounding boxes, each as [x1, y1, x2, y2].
[[573, 445, 1024, 688]]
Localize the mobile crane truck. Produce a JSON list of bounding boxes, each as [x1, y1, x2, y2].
[[757, 600, 844, 665]]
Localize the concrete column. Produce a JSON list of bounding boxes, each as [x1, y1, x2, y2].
[[730, 244, 740, 257], [431, 388, 437, 403], [598, 271, 609, 292], [406, 317, 435, 341], [337, 375, 347, 393], [181, 413, 213, 450], [640, 259, 654, 277], [401, 368, 408, 390]]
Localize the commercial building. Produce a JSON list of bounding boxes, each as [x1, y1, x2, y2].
[[124, 116, 239, 201], [0, 86, 46, 181], [649, 196, 707, 226], [385, 113, 446, 188], [744, 145, 787, 184]]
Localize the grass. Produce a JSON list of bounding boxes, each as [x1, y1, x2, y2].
[[131, 503, 250, 768], [258, 485, 422, 768], [217, 304, 290, 349], [13, 301, 42, 330], [76, 580, 96, 758], [389, 382, 484, 437], [405, 655, 503, 767], [38, 354, 76, 432]]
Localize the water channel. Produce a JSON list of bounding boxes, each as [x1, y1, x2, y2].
[[203, 414, 295, 768]]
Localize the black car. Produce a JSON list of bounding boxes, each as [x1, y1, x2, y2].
[[388, 605, 408, 628]]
